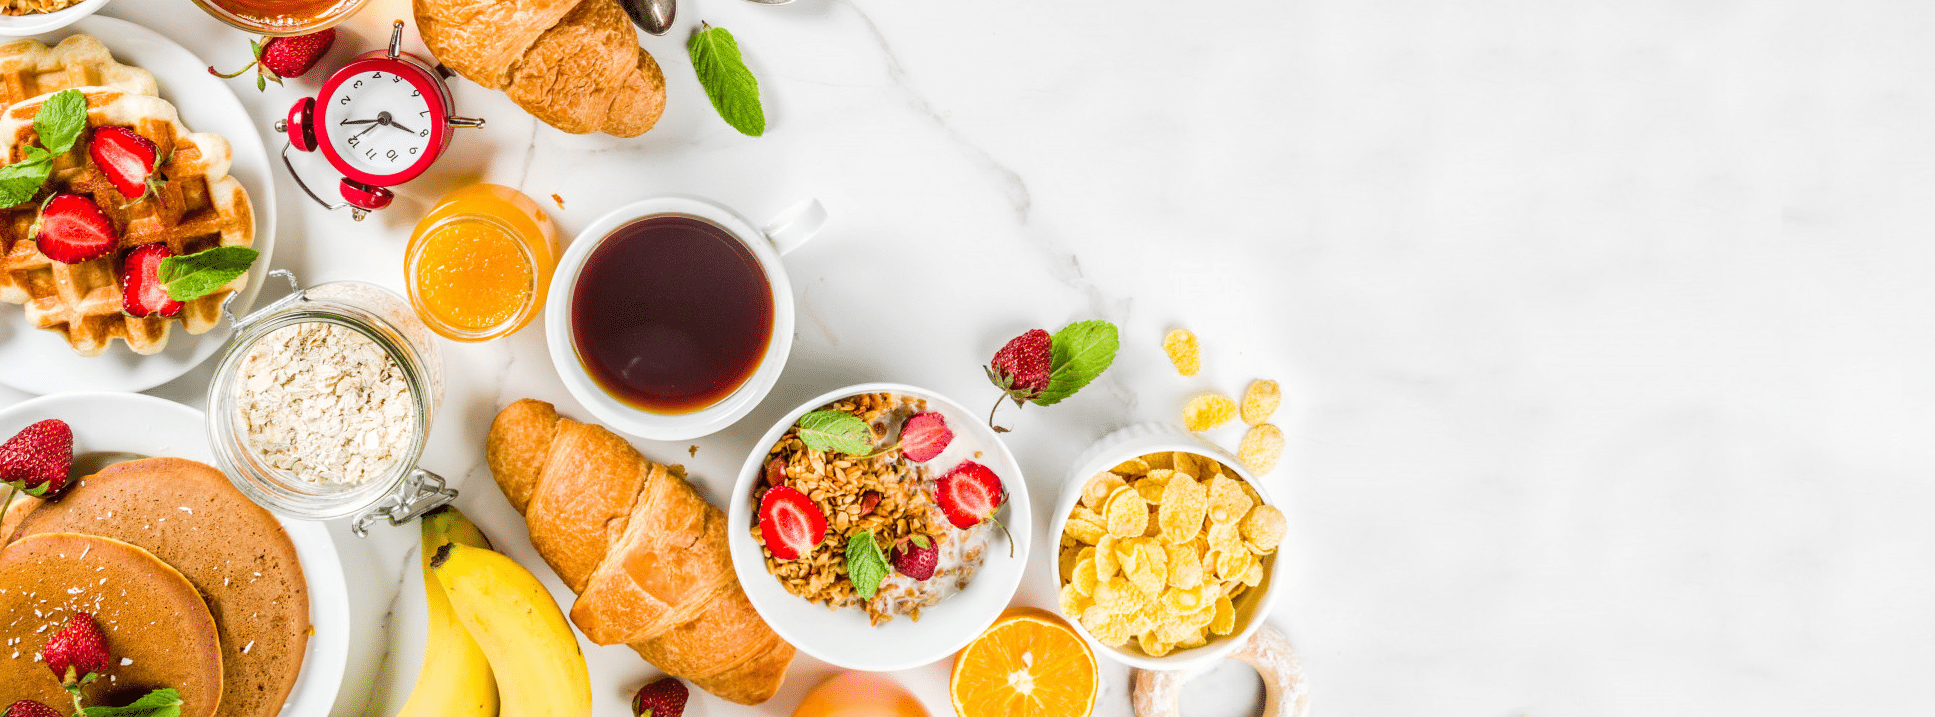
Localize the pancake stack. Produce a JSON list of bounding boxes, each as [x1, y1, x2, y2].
[[0, 457, 308, 717]]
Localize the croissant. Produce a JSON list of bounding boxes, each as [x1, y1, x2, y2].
[[485, 399, 793, 705], [413, 0, 666, 137]]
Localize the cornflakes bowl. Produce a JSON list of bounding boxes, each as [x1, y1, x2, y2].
[[727, 382, 1032, 671], [1048, 423, 1284, 670]]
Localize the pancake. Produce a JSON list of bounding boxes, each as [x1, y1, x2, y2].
[[0, 533, 223, 717], [9, 458, 308, 717]]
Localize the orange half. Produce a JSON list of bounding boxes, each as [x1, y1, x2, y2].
[[951, 606, 1098, 717]]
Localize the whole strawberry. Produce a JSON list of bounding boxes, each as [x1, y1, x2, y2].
[[208, 29, 336, 91], [43, 611, 109, 715], [984, 328, 1051, 432], [0, 419, 73, 503], [2, 700, 61, 717], [630, 676, 688, 717], [890, 535, 937, 581]]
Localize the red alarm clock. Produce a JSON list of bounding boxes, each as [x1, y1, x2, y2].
[[275, 21, 483, 220]]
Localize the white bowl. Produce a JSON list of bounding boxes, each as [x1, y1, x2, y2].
[[726, 382, 1032, 671], [544, 196, 823, 441], [1048, 423, 1282, 671], [0, 0, 110, 35]]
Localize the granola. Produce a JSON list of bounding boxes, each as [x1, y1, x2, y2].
[[751, 393, 990, 625]]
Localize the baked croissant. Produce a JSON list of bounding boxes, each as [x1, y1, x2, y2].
[[485, 399, 793, 705], [413, 0, 666, 137]]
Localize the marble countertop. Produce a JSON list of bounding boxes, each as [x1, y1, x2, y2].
[[1, 0, 1927, 714]]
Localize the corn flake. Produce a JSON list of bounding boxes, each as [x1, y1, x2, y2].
[[1112, 457, 1151, 476], [1104, 488, 1149, 538], [1095, 577, 1141, 614], [1206, 475, 1252, 525], [1094, 535, 1119, 579], [1065, 513, 1106, 545], [1241, 379, 1280, 425], [1240, 560, 1264, 587], [1059, 546, 1081, 582], [1166, 542, 1204, 589], [1238, 423, 1284, 475], [1211, 595, 1237, 635], [1241, 505, 1286, 553], [1073, 558, 1098, 595], [1156, 472, 1208, 544], [1183, 393, 1237, 432], [1059, 582, 1092, 617], [1081, 471, 1128, 511], [1162, 328, 1201, 376]]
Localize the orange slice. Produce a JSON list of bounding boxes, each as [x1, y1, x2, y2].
[[950, 606, 1098, 717]]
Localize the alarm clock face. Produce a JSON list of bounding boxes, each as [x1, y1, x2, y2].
[[322, 70, 432, 174]]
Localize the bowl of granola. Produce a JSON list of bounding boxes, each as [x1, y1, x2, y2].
[[727, 383, 1031, 671]]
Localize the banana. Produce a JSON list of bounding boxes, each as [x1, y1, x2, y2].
[[397, 507, 499, 717], [431, 541, 593, 717]]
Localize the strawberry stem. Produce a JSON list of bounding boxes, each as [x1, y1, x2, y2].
[[206, 61, 257, 79], [65, 680, 85, 716], [988, 514, 1015, 558], [2, 484, 16, 514], [986, 392, 1010, 433]]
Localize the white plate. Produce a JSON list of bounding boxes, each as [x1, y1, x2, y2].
[[0, 0, 110, 36], [0, 392, 348, 717], [727, 382, 1033, 672], [0, 15, 277, 394]]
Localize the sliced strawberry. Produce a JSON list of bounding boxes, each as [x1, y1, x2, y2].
[[121, 243, 181, 318], [898, 412, 953, 463], [0, 419, 71, 499], [88, 126, 162, 201], [32, 194, 117, 264], [936, 461, 1005, 529], [757, 485, 826, 561]]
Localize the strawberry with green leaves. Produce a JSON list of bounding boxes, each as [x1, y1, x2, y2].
[[984, 320, 1120, 432], [43, 612, 109, 715], [0, 419, 72, 508], [208, 29, 336, 91]]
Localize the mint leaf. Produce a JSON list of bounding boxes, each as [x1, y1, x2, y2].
[[1032, 320, 1120, 406], [159, 246, 259, 301], [845, 530, 890, 600], [0, 156, 51, 207], [796, 410, 873, 454], [689, 24, 765, 137], [34, 89, 88, 155], [84, 688, 183, 717]]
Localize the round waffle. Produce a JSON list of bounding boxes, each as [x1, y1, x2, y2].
[[0, 89, 253, 356], [0, 34, 157, 112]]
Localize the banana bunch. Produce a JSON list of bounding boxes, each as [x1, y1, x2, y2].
[[396, 507, 593, 717]]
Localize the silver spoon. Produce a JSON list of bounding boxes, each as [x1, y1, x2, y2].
[[618, 0, 676, 35]]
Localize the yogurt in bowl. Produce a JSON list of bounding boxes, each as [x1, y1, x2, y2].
[[727, 382, 1031, 671]]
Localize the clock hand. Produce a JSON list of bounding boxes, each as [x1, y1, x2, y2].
[[349, 122, 383, 141], [338, 118, 383, 126], [385, 118, 417, 134]]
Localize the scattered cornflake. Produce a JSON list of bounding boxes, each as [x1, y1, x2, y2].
[[1238, 424, 1284, 476], [1240, 379, 1280, 426], [551, 193, 565, 209], [688, 445, 699, 457], [1182, 393, 1237, 431], [1162, 329, 1201, 376]]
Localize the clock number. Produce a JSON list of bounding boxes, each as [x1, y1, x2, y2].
[[346, 135, 359, 147], [393, 74, 402, 83], [339, 95, 350, 105], [419, 129, 430, 138], [372, 71, 382, 79], [410, 89, 420, 98], [352, 80, 362, 89], [409, 146, 419, 155], [366, 147, 377, 159], [419, 110, 430, 117], [387, 149, 398, 160]]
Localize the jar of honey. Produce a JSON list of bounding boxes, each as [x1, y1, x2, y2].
[[405, 184, 558, 342]]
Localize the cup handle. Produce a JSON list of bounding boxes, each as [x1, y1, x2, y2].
[[761, 198, 827, 256]]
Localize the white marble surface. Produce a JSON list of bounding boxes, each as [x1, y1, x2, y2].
[[2, 0, 1931, 714]]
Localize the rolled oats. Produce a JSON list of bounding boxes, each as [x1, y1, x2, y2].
[[235, 322, 416, 487]]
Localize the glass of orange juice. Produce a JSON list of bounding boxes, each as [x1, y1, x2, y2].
[[405, 184, 558, 342], [791, 673, 931, 717]]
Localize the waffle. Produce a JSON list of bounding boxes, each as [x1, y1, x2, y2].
[[0, 90, 254, 356], [0, 35, 157, 112]]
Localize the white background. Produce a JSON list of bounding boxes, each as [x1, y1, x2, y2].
[[1, 0, 1928, 715]]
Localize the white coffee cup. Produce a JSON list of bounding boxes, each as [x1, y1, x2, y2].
[[544, 195, 826, 440]]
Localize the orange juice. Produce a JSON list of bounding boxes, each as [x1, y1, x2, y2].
[[791, 673, 930, 717], [406, 185, 557, 342]]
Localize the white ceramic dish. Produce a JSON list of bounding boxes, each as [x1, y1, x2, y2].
[[0, 15, 278, 394], [544, 195, 824, 441], [0, 0, 109, 36], [0, 392, 349, 717], [1049, 423, 1282, 671], [727, 382, 1032, 671]]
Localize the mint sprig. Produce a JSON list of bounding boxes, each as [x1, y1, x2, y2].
[[159, 246, 259, 302], [82, 688, 182, 717], [689, 24, 765, 137], [796, 410, 873, 454], [845, 530, 890, 600], [0, 89, 88, 207], [1033, 320, 1120, 406]]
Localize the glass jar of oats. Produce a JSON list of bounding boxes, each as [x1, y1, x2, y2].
[[205, 272, 456, 536]]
